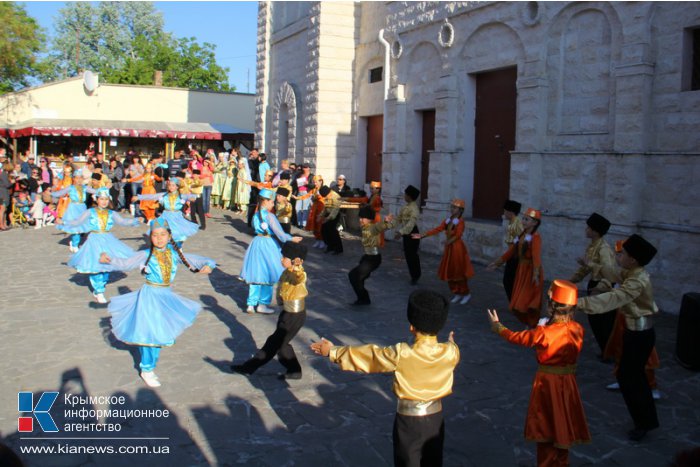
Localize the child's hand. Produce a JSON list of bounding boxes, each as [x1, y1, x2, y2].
[[384, 214, 394, 223], [487, 309, 500, 324], [486, 262, 498, 271], [411, 233, 421, 240], [448, 331, 455, 343], [55, 218, 63, 225], [310, 338, 334, 357], [291, 236, 303, 243], [99, 252, 111, 264], [198, 265, 213, 275]]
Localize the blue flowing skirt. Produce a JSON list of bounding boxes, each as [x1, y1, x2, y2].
[[108, 284, 201, 346], [240, 236, 284, 285], [56, 203, 87, 234], [68, 232, 136, 273], [160, 211, 199, 242]]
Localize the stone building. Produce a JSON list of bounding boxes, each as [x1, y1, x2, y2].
[[255, 1, 700, 311]]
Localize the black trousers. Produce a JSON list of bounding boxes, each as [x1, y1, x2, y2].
[[503, 256, 518, 301], [240, 310, 306, 374], [189, 196, 206, 229], [349, 254, 381, 303], [393, 411, 444, 467], [618, 327, 659, 431], [586, 280, 617, 354], [402, 230, 421, 281], [321, 216, 343, 253], [280, 222, 291, 234]]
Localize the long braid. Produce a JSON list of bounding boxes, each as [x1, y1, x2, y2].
[[520, 219, 541, 257], [141, 244, 155, 276], [169, 237, 199, 273]]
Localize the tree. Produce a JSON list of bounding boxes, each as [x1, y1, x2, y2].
[[47, 2, 232, 91], [0, 2, 47, 93]]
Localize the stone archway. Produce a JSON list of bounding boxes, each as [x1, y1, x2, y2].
[[271, 81, 298, 161]]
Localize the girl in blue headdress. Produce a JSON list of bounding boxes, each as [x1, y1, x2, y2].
[[57, 187, 142, 303], [240, 188, 302, 314], [135, 178, 200, 247], [99, 217, 216, 387], [52, 170, 94, 252]]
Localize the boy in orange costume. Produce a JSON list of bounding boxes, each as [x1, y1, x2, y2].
[[488, 280, 591, 467]]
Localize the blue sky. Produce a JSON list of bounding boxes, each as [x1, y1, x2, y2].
[[21, 1, 258, 94]]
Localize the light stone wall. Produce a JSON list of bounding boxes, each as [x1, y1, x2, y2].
[[0, 78, 254, 129], [257, 1, 700, 311]]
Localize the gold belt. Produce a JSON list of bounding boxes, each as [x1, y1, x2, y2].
[[257, 233, 270, 237], [146, 281, 171, 288], [91, 230, 108, 234], [283, 299, 305, 313], [396, 399, 442, 417], [625, 315, 654, 331], [537, 364, 577, 375], [278, 217, 291, 224], [364, 247, 379, 255]]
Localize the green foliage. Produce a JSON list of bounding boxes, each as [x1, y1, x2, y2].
[[0, 2, 46, 93], [47, 1, 232, 91]]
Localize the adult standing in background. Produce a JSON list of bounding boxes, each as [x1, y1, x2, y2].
[[201, 154, 215, 217], [107, 157, 125, 211], [127, 155, 145, 217], [247, 149, 261, 227], [331, 174, 353, 198], [257, 153, 271, 184], [294, 163, 313, 228]]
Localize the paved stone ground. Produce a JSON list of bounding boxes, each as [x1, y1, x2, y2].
[[1, 209, 699, 466]]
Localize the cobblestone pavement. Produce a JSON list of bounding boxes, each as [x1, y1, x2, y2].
[[1, 209, 699, 466]]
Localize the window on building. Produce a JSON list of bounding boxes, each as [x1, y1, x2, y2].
[[682, 27, 700, 91], [369, 67, 383, 84]]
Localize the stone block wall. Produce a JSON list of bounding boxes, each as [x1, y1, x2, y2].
[[258, 1, 700, 311]]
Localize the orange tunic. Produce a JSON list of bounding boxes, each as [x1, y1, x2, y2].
[[501, 232, 544, 315], [138, 174, 160, 212], [498, 321, 591, 448], [56, 176, 73, 219], [425, 217, 475, 282], [304, 190, 325, 240], [369, 193, 384, 247]]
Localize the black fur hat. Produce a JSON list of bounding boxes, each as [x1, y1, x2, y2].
[[623, 234, 657, 266], [359, 205, 375, 220], [586, 212, 611, 236], [404, 185, 420, 201], [276, 187, 290, 197], [407, 290, 449, 335], [280, 172, 291, 180], [91, 173, 102, 181], [319, 185, 331, 197], [282, 242, 307, 261], [503, 200, 522, 214]]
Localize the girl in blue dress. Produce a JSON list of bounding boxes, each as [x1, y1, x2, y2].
[[135, 178, 199, 247], [52, 170, 94, 252], [57, 187, 142, 303], [240, 188, 302, 314], [99, 217, 216, 387]]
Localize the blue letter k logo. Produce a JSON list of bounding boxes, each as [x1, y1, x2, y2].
[[18, 392, 59, 432]]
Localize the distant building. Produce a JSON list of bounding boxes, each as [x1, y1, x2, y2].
[[256, 1, 700, 311], [0, 75, 254, 159]]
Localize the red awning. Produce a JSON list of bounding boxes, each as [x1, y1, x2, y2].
[[6, 119, 252, 140]]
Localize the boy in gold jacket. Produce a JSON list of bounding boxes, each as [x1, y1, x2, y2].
[[312, 290, 459, 466]]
